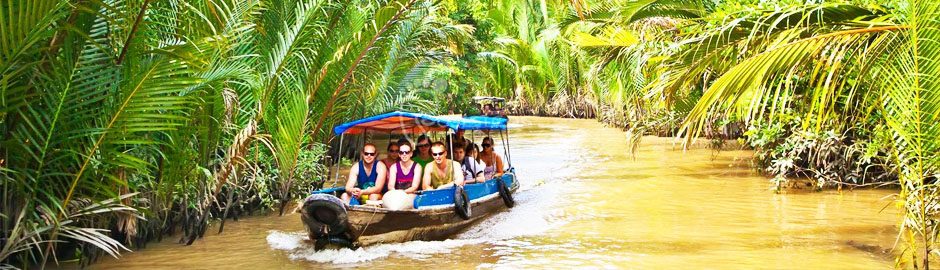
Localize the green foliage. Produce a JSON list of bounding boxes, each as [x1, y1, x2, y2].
[[464, 0, 939, 266], [744, 114, 895, 190], [4, 0, 940, 267], [0, 0, 466, 267]]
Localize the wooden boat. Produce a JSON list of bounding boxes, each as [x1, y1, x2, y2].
[[301, 111, 516, 249]]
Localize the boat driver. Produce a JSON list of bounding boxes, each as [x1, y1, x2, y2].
[[342, 143, 387, 204], [422, 142, 465, 190]]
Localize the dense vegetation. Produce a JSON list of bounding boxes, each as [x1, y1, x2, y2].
[[0, 0, 465, 267], [463, 0, 940, 267], [1, 0, 939, 268]]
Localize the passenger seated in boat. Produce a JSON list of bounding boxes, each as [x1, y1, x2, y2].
[[466, 142, 481, 161], [445, 130, 469, 149], [341, 143, 387, 204], [413, 134, 433, 167], [387, 141, 422, 195], [422, 142, 465, 190], [482, 103, 495, 116], [479, 137, 504, 180], [453, 142, 484, 183], [380, 142, 400, 171]]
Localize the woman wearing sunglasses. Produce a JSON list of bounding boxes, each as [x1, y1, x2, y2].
[[380, 142, 400, 171], [387, 141, 423, 198], [422, 142, 464, 190], [478, 137, 504, 180], [412, 134, 433, 168]]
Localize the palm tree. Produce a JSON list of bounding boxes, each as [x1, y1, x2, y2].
[[662, 1, 939, 267], [0, 0, 465, 267]]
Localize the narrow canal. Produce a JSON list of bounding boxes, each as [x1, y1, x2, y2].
[[89, 117, 899, 269]]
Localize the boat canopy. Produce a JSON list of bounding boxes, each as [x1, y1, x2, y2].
[[333, 111, 507, 135], [436, 115, 507, 131], [472, 96, 506, 102]]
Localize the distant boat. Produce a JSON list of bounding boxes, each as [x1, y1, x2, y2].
[[301, 111, 517, 249]]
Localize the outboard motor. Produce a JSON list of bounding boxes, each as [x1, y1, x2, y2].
[[301, 194, 354, 250]]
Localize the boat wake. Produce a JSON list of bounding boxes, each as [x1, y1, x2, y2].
[[266, 181, 569, 265], [267, 231, 486, 264]]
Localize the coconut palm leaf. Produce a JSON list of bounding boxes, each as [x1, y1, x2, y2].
[[267, 89, 308, 214], [309, 0, 421, 139], [677, 25, 903, 143], [0, 0, 69, 114], [650, 3, 889, 108], [559, 0, 704, 31], [876, 2, 940, 263], [664, 0, 938, 263]]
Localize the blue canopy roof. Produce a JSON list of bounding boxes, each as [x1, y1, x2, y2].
[[436, 115, 507, 131], [333, 111, 507, 135]]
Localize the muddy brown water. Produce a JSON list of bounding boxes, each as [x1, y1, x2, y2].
[[87, 117, 899, 269]]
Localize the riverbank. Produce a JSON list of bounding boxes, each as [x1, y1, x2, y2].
[[502, 99, 900, 192]]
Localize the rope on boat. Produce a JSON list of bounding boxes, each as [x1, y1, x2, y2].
[[356, 207, 380, 241]]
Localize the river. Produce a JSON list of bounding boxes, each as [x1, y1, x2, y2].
[[88, 116, 899, 269]]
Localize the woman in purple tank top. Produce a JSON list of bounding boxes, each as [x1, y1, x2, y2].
[[387, 141, 422, 195]]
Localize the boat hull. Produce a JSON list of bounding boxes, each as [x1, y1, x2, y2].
[[348, 190, 512, 246], [302, 172, 518, 247]]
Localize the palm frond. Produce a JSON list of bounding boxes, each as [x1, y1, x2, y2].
[[678, 25, 903, 145]]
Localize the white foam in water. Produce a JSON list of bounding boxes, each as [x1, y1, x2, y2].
[[266, 231, 485, 264], [266, 183, 571, 265], [267, 231, 306, 250], [458, 184, 567, 241]]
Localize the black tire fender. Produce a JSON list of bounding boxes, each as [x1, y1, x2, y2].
[[313, 235, 355, 251], [497, 177, 515, 208], [302, 194, 349, 237], [454, 185, 472, 220]]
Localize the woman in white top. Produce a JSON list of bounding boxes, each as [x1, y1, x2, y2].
[[454, 143, 484, 183]]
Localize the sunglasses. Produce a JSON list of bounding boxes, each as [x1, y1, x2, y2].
[[481, 143, 491, 148], [363, 152, 377, 157], [431, 151, 445, 157], [399, 150, 412, 155], [417, 144, 429, 148]]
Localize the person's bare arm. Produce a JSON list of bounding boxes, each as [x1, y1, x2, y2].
[[406, 164, 422, 194], [347, 164, 360, 196], [422, 165, 433, 190], [453, 161, 465, 186], [495, 155, 504, 177], [387, 165, 398, 191]]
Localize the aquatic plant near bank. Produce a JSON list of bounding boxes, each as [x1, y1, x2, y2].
[[745, 117, 897, 191]]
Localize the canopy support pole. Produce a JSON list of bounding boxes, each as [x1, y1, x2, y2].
[[448, 127, 456, 165], [500, 128, 512, 169], [333, 133, 345, 187], [506, 126, 512, 167]]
